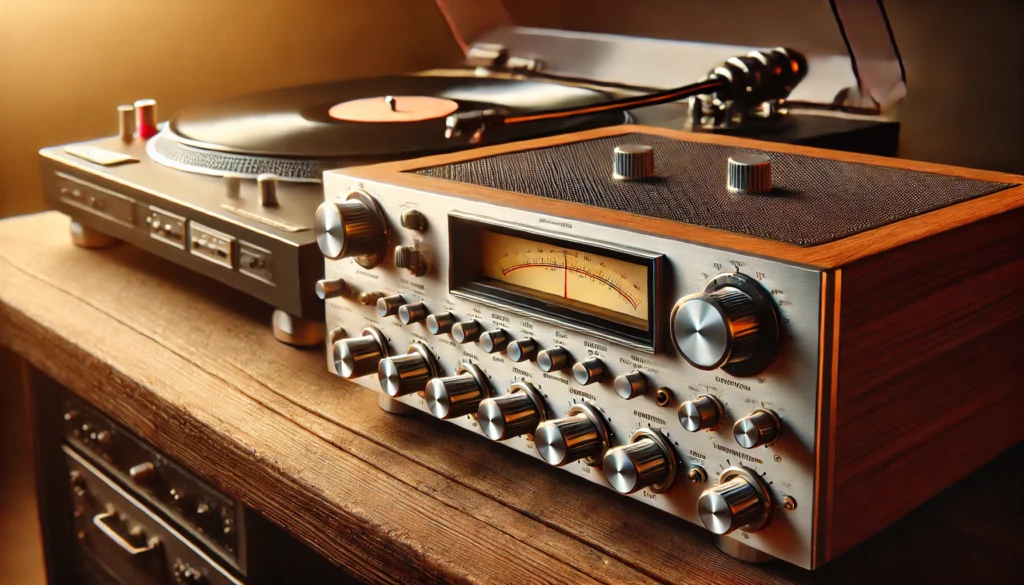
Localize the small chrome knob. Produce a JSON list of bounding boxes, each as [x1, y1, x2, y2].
[[613, 371, 648, 400], [679, 395, 723, 432], [477, 382, 545, 441], [394, 245, 426, 276], [733, 409, 781, 448], [602, 429, 677, 494], [726, 154, 772, 194], [314, 191, 387, 265], [425, 364, 489, 419], [537, 347, 571, 372], [451, 320, 482, 344], [257, 173, 279, 207], [612, 144, 655, 181], [333, 328, 386, 379], [358, 291, 383, 306], [315, 278, 347, 300], [534, 403, 609, 466], [426, 313, 456, 335], [377, 343, 438, 397], [398, 302, 428, 325], [400, 209, 427, 231], [697, 467, 772, 535], [479, 330, 510, 354], [376, 294, 405, 317], [572, 358, 606, 385], [506, 339, 538, 363]]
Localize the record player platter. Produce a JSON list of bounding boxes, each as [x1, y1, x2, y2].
[[149, 75, 622, 181]]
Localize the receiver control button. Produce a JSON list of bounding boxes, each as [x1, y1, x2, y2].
[[670, 273, 779, 376], [697, 467, 772, 535], [733, 409, 780, 448], [572, 358, 607, 385], [400, 209, 427, 231], [376, 294, 405, 317], [602, 429, 677, 494], [378, 343, 438, 397], [478, 382, 545, 441], [679, 395, 723, 432], [425, 363, 489, 419], [534, 403, 610, 466], [479, 329, 510, 354], [394, 245, 426, 276], [314, 191, 387, 266], [613, 371, 648, 400], [315, 278, 348, 300], [451, 320, 482, 344], [398, 302, 428, 325], [537, 347, 571, 372], [506, 339, 538, 363], [426, 313, 456, 335], [333, 327, 387, 379]]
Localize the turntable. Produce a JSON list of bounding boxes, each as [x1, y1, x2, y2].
[[38, 0, 905, 345]]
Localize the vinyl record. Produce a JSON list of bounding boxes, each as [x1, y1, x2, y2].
[[168, 75, 623, 160]]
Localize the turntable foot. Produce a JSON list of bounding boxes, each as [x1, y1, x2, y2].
[[69, 220, 118, 249], [713, 536, 775, 564], [377, 394, 415, 416], [271, 309, 326, 347]]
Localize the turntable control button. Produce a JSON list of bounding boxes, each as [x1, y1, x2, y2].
[[394, 246, 426, 276], [612, 144, 655, 180], [727, 154, 772, 194], [257, 173, 279, 207], [400, 209, 427, 231]]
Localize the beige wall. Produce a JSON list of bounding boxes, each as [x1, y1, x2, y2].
[[0, 0, 461, 218]]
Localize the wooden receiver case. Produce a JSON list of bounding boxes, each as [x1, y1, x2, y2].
[[319, 125, 1023, 569]]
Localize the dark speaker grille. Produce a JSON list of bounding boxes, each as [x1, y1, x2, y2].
[[416, 133, 1014, 246]]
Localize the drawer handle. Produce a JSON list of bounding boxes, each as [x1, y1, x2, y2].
[[93, 511, 160, 556]]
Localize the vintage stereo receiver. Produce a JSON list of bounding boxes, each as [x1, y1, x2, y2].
[[316, 125, 1023, 569]]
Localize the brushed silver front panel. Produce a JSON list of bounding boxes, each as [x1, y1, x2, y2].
[[323, 171, 822, 568]]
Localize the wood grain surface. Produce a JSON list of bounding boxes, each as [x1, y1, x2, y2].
[[1, 212, 1021, 584]]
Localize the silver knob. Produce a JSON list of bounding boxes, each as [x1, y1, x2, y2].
[[314, 191, 387, 265], [426, 313, 456, 335], [613, 371, 648, 400], [697, 467, 772, 535], [537, 347, 571, 372], [425, 363, 489, 419], [506, 339, 538, 363], [671, 283, 764, 372], [333, 328, 386, 379], [117, 104, 135, 142], [572, 358, 606, 385], [257, 173, 279, 207], [733, 409, 781, 448], [612, 144, 655, 181], [394, 245, 426, 276], [400, 209, 427, 231], [451, 320, 482, 344], [726, 154, 772, 194], [477, 382, 545, 441], [479, 330, 510, 354], [398, 302, 428, 325], [534, 403, 609, 466], [376, 294, 405, 317], [602, 429, 677, 494], [377, 343, 438, 397], [315, 278, 348, 300], [679, 395, 723, 432]]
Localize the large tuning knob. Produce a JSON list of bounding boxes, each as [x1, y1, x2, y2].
[[477, 382, 546, 441], [315, 190, 387, 267], [333, 327, 387, 379], [670, 273, 779, 376], [377, 342, 438, 397], [424, 364, 490, 419], [697, 467, 772, 535], [534, 403, 610, 467], [602, 429, 677, 495]]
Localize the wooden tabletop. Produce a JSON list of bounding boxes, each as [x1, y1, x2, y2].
[[1, 212, 1021, 584]]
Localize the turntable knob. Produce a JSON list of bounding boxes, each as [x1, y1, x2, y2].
[[257, 173, 279, 207], [727, 154, 772, 194], [314, 191, 388, 266], [612, 144, 655, 180]]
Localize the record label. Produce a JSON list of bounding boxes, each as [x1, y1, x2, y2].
[[328, 95, 459, 123]]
